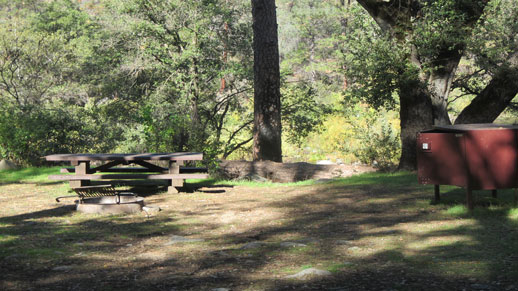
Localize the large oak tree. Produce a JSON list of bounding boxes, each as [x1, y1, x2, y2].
[[354, 0, 518, 169]]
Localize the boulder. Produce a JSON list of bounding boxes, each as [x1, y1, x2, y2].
[[285, 268, 332, 280], [0, 159, 18, 171], [164, 235, 204, 245]]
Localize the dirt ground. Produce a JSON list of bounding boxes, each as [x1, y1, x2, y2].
[[1, 172, 518, 290]]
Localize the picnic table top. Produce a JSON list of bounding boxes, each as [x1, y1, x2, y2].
[[44, 152, 203, 162]]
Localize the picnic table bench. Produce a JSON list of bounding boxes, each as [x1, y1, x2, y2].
[[45, 153, 208, 193]]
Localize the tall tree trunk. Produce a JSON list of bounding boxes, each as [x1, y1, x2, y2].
[[398, 76, 434, 170], [251, 0, 282, 162]]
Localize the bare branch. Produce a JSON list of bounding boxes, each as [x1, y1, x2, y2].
[[223, 136, 253, 159], [225, 119, 253, 146]]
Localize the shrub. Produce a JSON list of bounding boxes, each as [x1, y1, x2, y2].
[[352, 123, 401, 170]]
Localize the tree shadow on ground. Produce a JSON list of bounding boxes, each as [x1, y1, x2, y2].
[[1, 173, 518, 290], [181, 181, 234, 194]]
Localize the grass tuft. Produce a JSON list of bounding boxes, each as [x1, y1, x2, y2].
[[508, 208, 518, 220], [446, 205, 468, 216], [327, 262, 355, 273]]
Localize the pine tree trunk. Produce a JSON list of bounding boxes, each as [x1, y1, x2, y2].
[[251, 0, 282, 162]]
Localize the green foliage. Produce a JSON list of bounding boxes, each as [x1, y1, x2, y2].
[[351, 123, 401, 170], [469, 0, 518, 70], [453, 0, 518, 104], [278, 0, 347, 91], [0, 22, 68, 108], [0, 0, 256, 165], [285, 96, 401, 166], [0, 2, 121, 164], [107, 0, 254, 159], [0, 100, 119, 165], [412, 0, 479, 69], [341, 0, 518, 121], [281, 82, 332, 146], [340, 5, 407, 110], [32, 0, 96, 40], [0, 0, 404, 165], [2, 0, 517, 167], [276, 2, 406, 165], [339, 103, 401, 169]]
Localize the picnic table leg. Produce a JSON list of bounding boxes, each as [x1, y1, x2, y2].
[[466, 187, 474, 211], [434, 184, 440, 202], [168, 160, 184, 193], [70, 161, 90, 188]]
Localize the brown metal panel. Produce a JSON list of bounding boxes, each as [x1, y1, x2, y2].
[[464, 129, 518, 190], [417, 132, 467, 187]]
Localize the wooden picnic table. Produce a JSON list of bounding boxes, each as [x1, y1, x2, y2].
[[44, 153, 208, 193]]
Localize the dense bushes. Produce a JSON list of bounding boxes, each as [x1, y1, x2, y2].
[[0, 100, 119, 165], [0, 0, 403, 167]]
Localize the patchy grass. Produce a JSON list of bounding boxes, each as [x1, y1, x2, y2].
[[446, 205, 469, 216], [0, 166, 63, 184], [1, 167, 518, 290], [280, 264, 313, 274], [327, 261, 355, 273], [509, 208, 518, 220]]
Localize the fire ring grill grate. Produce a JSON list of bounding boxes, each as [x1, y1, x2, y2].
[[55, 185, 146, 214], [75, 194, 145, 214]]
